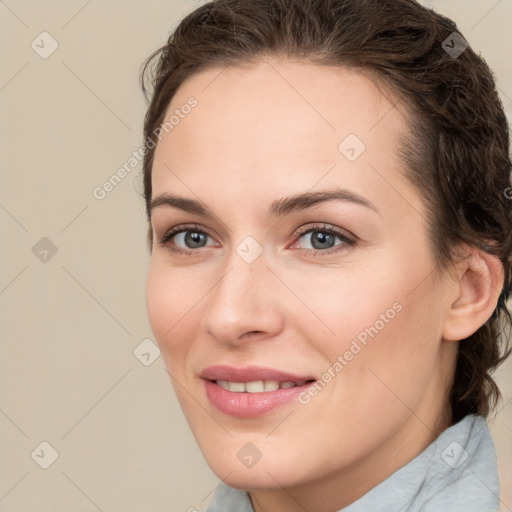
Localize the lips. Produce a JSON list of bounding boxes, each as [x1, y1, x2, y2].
[[200, 365, 317, 418], [200, 365, 316, 383]]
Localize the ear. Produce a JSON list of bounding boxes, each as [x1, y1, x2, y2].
[[442, 245, 504, 341]]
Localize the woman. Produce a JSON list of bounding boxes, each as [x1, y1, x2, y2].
[[140, 0, 511, 510]]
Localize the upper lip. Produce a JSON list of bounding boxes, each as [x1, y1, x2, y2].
[[200, 365, 316, 383]]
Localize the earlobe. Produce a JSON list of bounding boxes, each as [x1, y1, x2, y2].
[[442, 247, 504, 342]]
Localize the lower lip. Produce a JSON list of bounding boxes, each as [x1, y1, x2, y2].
[[203, 379, 314, 418]]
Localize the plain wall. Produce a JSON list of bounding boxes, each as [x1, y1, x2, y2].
[[1, 1, 511, 510]]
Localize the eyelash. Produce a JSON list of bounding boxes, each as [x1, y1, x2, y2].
[[157, 223, 357, 257]]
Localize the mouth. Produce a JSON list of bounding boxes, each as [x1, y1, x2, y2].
[[200, 365, 317, 418]]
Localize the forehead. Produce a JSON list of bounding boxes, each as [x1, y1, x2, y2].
[[151, 57, 421, 216], [160, 58, 405, 150]]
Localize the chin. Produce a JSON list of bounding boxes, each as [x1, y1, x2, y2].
[[201, 445, 316, 491], [220, 468, 301, 491]]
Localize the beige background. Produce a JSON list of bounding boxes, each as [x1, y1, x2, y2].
[[0, 1, 511, 511]]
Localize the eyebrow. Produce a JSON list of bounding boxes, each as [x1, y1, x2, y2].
[[149, 188, 380, 219]]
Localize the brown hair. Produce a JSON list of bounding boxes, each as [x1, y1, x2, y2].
[[140, 0, 512, 423]]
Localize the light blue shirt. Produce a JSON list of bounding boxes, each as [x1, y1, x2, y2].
[[206, 414, 500, 511]]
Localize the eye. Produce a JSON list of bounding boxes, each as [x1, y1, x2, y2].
[[290, 223, 356, 256], [157, 222, 357, 257], [157, 223, 216, 256]]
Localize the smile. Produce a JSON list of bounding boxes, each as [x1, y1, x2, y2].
[[199, 365, 317, 418]]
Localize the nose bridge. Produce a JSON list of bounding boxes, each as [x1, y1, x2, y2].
[[201, 241, 282, 343], [211, 230, 269, 304]]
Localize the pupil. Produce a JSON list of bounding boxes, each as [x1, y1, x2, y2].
[[186, 231, 205, 248], [312, 231, 333, 249]]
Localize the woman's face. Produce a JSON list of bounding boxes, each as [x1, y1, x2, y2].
[[146, 58, 458, 497]]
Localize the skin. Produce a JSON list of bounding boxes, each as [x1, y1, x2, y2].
[[145, 57, 504, 512]]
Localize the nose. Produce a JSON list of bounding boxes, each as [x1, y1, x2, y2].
[[201, 252, 284, 348]]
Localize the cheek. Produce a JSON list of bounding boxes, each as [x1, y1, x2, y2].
[[325, 280, 442, 429], [291, 281, 443, 471], [145, 259, 199, 359], [145, 262, 172, 343], [302, 253, 442, 405], [283, 265, 404, 356]]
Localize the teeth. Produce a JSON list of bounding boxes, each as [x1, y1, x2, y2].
[[246, 381, 266, 392], [216, 380, 304, 393], [229, 382, 245, 392], [264, 380, 280, 391]]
